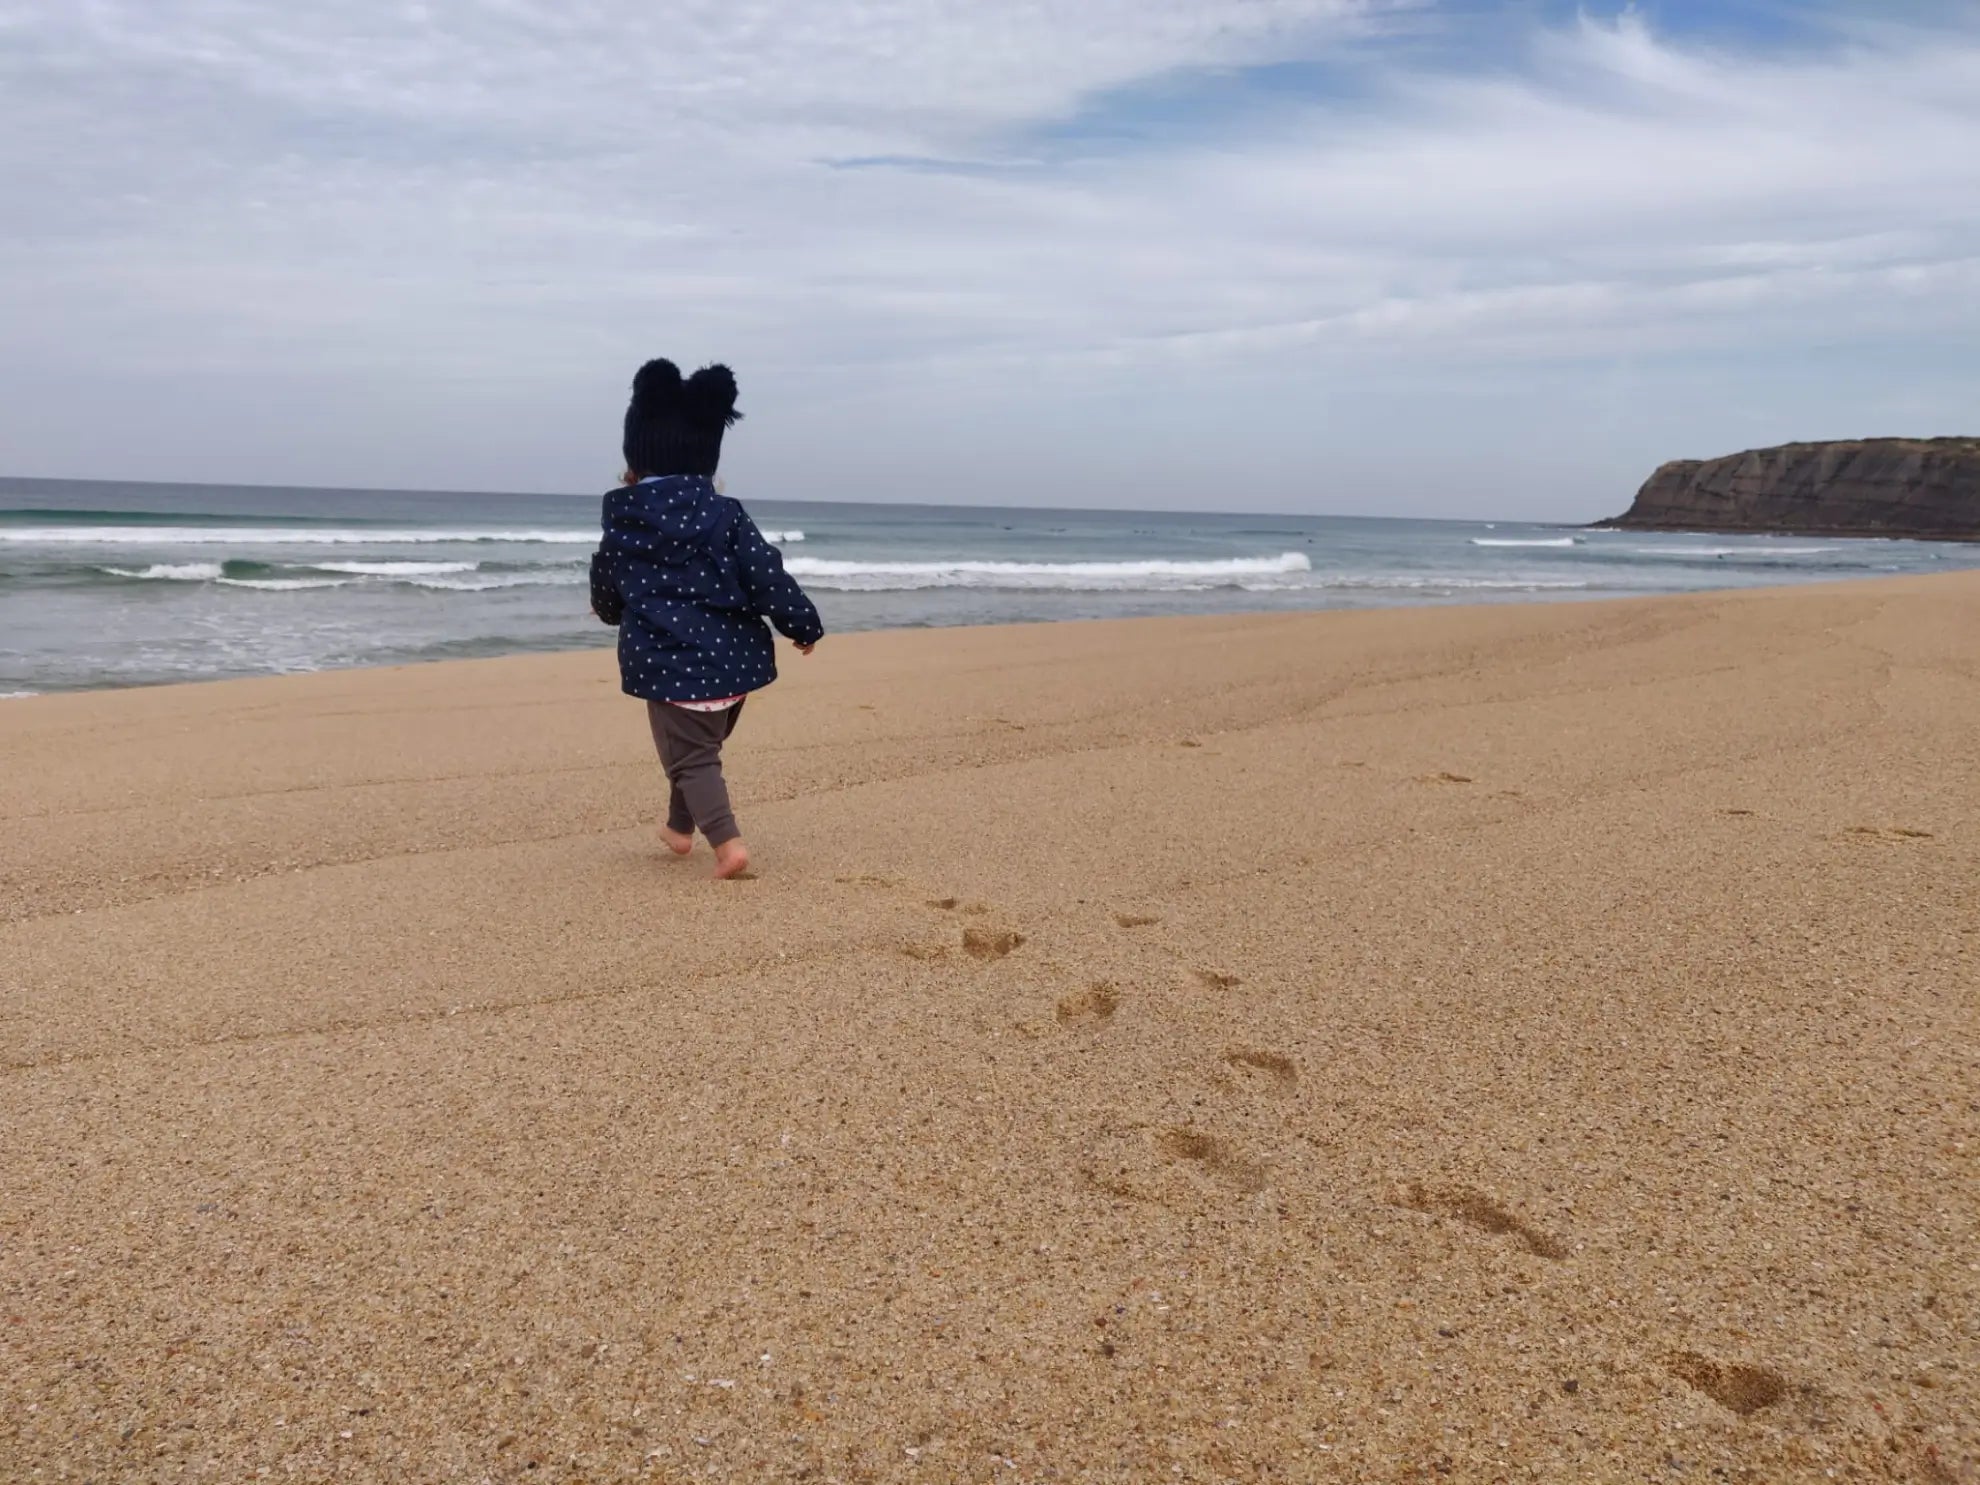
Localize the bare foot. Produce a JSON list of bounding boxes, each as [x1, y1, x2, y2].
[[712, 839, 751, 880], [659, 824, 693, 856]]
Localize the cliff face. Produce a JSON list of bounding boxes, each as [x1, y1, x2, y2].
[[1607, 438, 1980, 539]]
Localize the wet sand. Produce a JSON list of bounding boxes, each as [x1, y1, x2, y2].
[[3, 576, 1976, 1481]]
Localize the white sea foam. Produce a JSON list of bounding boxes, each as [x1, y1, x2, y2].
[[1470, 537, 1579, 548], [7, 526, 599, 546], [99, 562, 226, 581], [406, 571, 580, 591], [780, 553, 1313, 592], [0, 690, 37, 699], [97, 559, 497, 583], [1318, 576, 1592, 592], [761, 530, 804, 543], [313, 560, 481, 576], [1630, 545, 1834, 559], [216, 577, 356, 591]]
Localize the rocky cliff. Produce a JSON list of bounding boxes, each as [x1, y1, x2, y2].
[[1606, 438, 1980, 539]]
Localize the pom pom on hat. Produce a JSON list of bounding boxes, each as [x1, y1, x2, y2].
[[683, 364, 741, 427], [629, 358, 684, 414]]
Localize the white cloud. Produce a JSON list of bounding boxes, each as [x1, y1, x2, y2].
[[0, 1, 1975, 515]]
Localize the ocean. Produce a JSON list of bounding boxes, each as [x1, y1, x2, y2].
[[4, 475, 1976, 695]]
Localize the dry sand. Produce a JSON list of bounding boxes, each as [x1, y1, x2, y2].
[[2, 576, 1976, 1483]]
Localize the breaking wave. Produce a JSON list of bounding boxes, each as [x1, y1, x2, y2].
[[313, 560, 481, 576], [779, 553, 1313, 592], [89, 557, 580, 588], [100, 562, 226, 581]]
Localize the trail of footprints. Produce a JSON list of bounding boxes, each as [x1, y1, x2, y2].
[[844, 872, 1798, 1424], [1839, 823, 1935, 842], [833, 877, 1029, 962], [916, 891, 1292, 1199], [1392, 1185, 1797, 1418], [1717, 812, 1938, 845]]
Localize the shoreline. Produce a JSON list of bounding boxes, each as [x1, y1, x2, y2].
[[1, 565, 1970, 702], [14, 484, 1980, 698], [4, 573, 1976, 1480]]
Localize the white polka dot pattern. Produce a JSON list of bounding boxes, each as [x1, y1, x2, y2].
[[588, 475, 824, 703]]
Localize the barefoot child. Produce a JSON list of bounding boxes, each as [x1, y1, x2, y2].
[[589, 358, 824, 879]]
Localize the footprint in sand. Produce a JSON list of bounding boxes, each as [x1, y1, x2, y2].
[[1114, 913, 1160, 929], [1415, 771, 1474, 786], [962, 927, 1025, 960], [928, 897, 992, 915], [1056, 983, 1119, 1030], [1666, 1352, 1789, 1417], [836, 873, 902, 888], [1082, 1170, 1157, 1203], [1721, 808, 1756, 817], [1399, 1181, 1567, 1260], [1224, 1048, 1298, 1093], [1840, 825, 1935, 842], [1158, 1127, 1267, 1194], [1193, 968, 1242, 991]]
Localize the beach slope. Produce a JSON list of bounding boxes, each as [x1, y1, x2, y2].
[[3, 578, 1977, 1481]]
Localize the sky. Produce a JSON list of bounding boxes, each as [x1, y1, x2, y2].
[[1, 1, 1976, 520]]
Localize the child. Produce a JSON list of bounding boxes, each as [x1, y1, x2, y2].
[[589, 358, 824, 879]]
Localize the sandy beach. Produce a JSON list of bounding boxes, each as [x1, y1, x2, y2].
[[3, 575, 1976, 1482]]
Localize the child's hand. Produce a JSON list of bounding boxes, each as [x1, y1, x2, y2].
[[796, 641, 817, 656]]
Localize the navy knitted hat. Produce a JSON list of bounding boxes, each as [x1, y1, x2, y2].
[[623, 359, 741, 478]]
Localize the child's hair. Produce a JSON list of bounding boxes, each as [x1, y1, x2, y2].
[[624, 359, 742, 477]]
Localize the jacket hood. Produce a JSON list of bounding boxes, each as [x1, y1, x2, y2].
[[616, 474, 730, 543]]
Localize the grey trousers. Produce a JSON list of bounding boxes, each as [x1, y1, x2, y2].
[[646, 699, 746, 846]]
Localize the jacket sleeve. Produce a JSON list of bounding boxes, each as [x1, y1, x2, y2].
[[732, 513, 824, 645], [588, 549, 624, 627]]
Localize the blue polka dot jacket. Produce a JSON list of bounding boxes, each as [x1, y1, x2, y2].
[[588, 475, 824, 703]]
